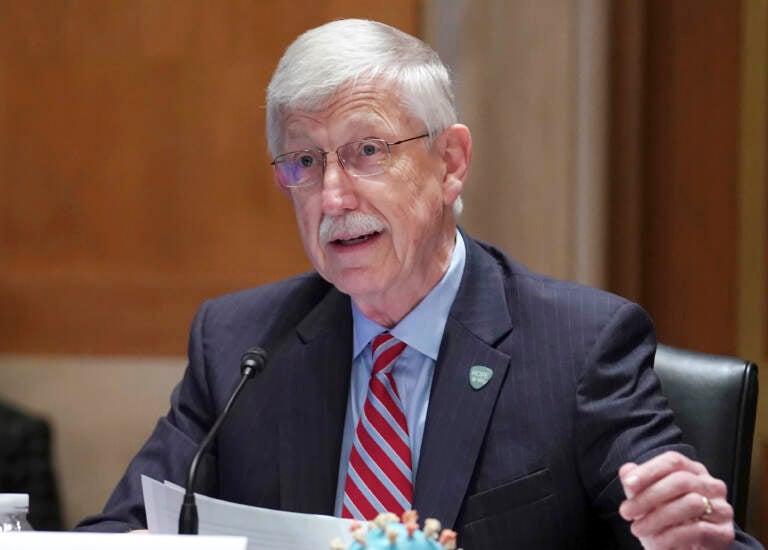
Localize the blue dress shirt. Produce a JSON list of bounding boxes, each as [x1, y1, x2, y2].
[[333, 230, 466, 515]]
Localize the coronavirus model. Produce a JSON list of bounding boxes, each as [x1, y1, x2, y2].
[[331, 511, 459, 550]]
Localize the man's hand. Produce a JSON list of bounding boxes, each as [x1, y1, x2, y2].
[[619, 451, 734, 549]]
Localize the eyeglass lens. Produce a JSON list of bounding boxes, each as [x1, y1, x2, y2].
[[274, 138, 390, 188]]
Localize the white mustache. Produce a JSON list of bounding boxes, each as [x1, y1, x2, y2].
[[319, 212, 385, 243]]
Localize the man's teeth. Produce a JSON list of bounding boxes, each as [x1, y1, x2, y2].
[[335, 232, 378, 245]]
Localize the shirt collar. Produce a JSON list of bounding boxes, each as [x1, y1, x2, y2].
[[351, 229, 466, 361]]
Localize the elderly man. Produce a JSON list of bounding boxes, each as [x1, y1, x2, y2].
[[77, 19, 760, 549]]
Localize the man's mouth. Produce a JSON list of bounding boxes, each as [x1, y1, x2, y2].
[[332, 231, 381, 246]]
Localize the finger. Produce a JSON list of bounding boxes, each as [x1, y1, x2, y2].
[[620, 451, 706, 498], [619, 462, 638, 485], [699, 496, 733, 524], [629, 493, 732, 538], [638, 514, 734, 550], [620, 470, 726, 520]]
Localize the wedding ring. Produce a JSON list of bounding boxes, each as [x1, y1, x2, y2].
[[701, 496, 713, 518]]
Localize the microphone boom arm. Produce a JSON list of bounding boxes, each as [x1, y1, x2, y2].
[[178, 347, 267, 535]]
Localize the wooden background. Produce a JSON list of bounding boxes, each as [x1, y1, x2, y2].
[[0, 1, 418, 356], [608, 0, 743, 354]]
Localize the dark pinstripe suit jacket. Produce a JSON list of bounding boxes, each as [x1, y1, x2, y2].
[[0, 402, 63, 530], [77, 233, 760, 548]]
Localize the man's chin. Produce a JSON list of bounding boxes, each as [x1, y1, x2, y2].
[[328, 269, 385, 300]]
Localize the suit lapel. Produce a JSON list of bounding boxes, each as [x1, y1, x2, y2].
[[277, 287, 353, 514], [414, 235, 514, 528], [274, 235, 515, 522]]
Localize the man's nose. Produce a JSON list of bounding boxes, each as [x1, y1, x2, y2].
[[321, 155, 357, 214]]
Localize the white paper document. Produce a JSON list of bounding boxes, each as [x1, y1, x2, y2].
[[0, 532, 247, 550], [141, 475, 354, 550]]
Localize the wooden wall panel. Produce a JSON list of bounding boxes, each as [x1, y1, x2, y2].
[[609, 0, 742, 355], [0, 1, 419, 355], [737, 0, 768, 368], [607, 1, 645, 304]]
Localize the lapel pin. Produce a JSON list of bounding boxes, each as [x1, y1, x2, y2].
[[469, 365, 493, 390]]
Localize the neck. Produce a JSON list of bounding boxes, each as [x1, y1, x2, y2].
[[352, 228, 457, 328]]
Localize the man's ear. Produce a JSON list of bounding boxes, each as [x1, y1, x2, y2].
[[439, 124, 472, 206]]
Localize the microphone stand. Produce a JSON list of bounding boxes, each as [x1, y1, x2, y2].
[[178, 348, 268, 534]]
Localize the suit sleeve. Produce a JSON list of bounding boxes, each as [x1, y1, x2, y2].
[[575, 301, 761, 549], [75, 301, 218, 532]]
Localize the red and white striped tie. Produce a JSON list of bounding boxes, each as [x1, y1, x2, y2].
[[341, 333, 413, 519]]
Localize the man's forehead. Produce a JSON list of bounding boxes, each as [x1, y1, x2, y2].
[[283, 109, 386, 134], [283, 82, 409, 126], [282, 106, 415, 144]]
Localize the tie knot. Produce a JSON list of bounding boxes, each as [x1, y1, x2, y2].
[[371, 333, 406, 375]]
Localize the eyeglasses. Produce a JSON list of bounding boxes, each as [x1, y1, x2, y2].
[[271, 133, 429, 188]]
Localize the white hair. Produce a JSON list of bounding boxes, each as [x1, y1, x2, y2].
[[266, 19, 463, 216]]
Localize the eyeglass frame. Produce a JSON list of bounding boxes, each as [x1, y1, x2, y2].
[[270, 133, 430, 188]]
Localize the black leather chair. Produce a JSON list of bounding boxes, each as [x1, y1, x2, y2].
[[653, 344, 759, 527]]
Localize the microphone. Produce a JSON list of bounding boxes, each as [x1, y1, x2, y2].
[[178, 347, 268, 534]]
